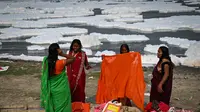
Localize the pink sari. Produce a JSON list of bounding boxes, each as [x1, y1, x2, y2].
[[67, 51, 89, 102]]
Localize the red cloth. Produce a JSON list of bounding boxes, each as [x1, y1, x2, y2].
[[72, 102, 90, 112], [67, 51, 89, 102], [145, 102, 170, 112]]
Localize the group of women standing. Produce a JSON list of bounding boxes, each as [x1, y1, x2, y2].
[[41, 39, 91, 112], [40, 39, 174, 112]]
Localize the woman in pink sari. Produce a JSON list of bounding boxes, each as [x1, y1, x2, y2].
[[67, 39, 91, 102]]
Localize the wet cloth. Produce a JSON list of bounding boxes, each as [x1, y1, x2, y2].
[[96, 52, 146, 111]]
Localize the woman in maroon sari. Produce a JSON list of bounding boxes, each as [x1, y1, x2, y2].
[[67, 39, 91, 102], [150, 46, 174, 105]]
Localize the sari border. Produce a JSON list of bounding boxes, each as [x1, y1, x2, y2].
[[72, 52, 85, 94]]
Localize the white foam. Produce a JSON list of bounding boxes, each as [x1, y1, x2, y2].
[[114, 17, 144, 23], [102, 7, 139, 14], [0, 53, 102, 63], [13, 21, 48, 28], [182, 42, 200, 67], [170, 55, 181, 66], [185, 42, 200, 58], [82, 48, 93, 56], [0, 21, 12, 27], [59, 15, 200, 33], [38, 13, 143, 28], [141, 54, 158, 66], [0, 53, 183, 66], [59, 43, 71, 48], [123, 16, 200, 33], [141, 54, 181, 66], [112, 13, 143, 18], [27, 45, 45, 50], [59, 35, 102, 47], [0, 3, 93, 18], [0, 54, 43, 61], [102, 2, 195, 14], [26, 33, 62, 44], [95, 50, 116, 56], [0, 42, 2, 46], [144, 44, 168, 54], [160, 37, 197, 49], [90, 33, 149, 42], [180, 57, 200, 67], [185, 0, 200, 5], [88, 57, 102, 63], [0, 27, 88, 39], [0, 1, 197, 32], [3, 15, 199, 34]]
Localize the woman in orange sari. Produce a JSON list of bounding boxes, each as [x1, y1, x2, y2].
[[67, 39, 91, 102]]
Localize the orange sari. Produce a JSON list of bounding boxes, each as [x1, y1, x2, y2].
[[96, 52, 146, 111]]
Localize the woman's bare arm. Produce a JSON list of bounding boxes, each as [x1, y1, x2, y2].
[[160, 64, 169, 85], [157, 64, 169, 93], [57, 49, 75, 59], [57, 49, 66, 57], [64, 58, 75, 65], [157, 59, 170, 93]]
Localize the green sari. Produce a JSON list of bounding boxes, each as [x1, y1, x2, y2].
[[40, 57, 72, 112]]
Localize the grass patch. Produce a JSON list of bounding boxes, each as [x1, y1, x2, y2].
[[0, 60, 42, 76]]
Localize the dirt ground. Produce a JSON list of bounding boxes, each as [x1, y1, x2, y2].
[[0, 60, 200, 111]]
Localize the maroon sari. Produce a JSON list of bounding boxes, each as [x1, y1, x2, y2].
[[150, 62, 173, 105], [67, 51, 89, 102]]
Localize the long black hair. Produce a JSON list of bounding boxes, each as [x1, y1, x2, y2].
[[159, 46, 172, 63], [70, 39, 82, 52], [120, 44, 130, 54], [47, 43, 60, 76]]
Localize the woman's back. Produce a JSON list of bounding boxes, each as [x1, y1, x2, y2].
[[54, 59, 66, 75]]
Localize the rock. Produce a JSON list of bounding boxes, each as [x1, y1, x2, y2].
[[148, 74, 152, 77], [88, 76, 94, 79], [33, 97, 40, 100], [174, 97, 180, 101], [24, 104, 28, 110], [121, 106, 128, 111], [189, 96, 193, 100], [26, 97, 34, 101]]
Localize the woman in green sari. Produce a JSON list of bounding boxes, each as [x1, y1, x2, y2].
[[41, 43, 75, 112]]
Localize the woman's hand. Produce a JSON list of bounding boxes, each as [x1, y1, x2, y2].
[[157, 83, 164, 93], [86, 65, 92, 70], [101, 54, 105, 60], [66, 54, 75, 60]]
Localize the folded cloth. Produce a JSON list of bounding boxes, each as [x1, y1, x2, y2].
[[94, 103, 107, 112], [0, 66, 9, 72]]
